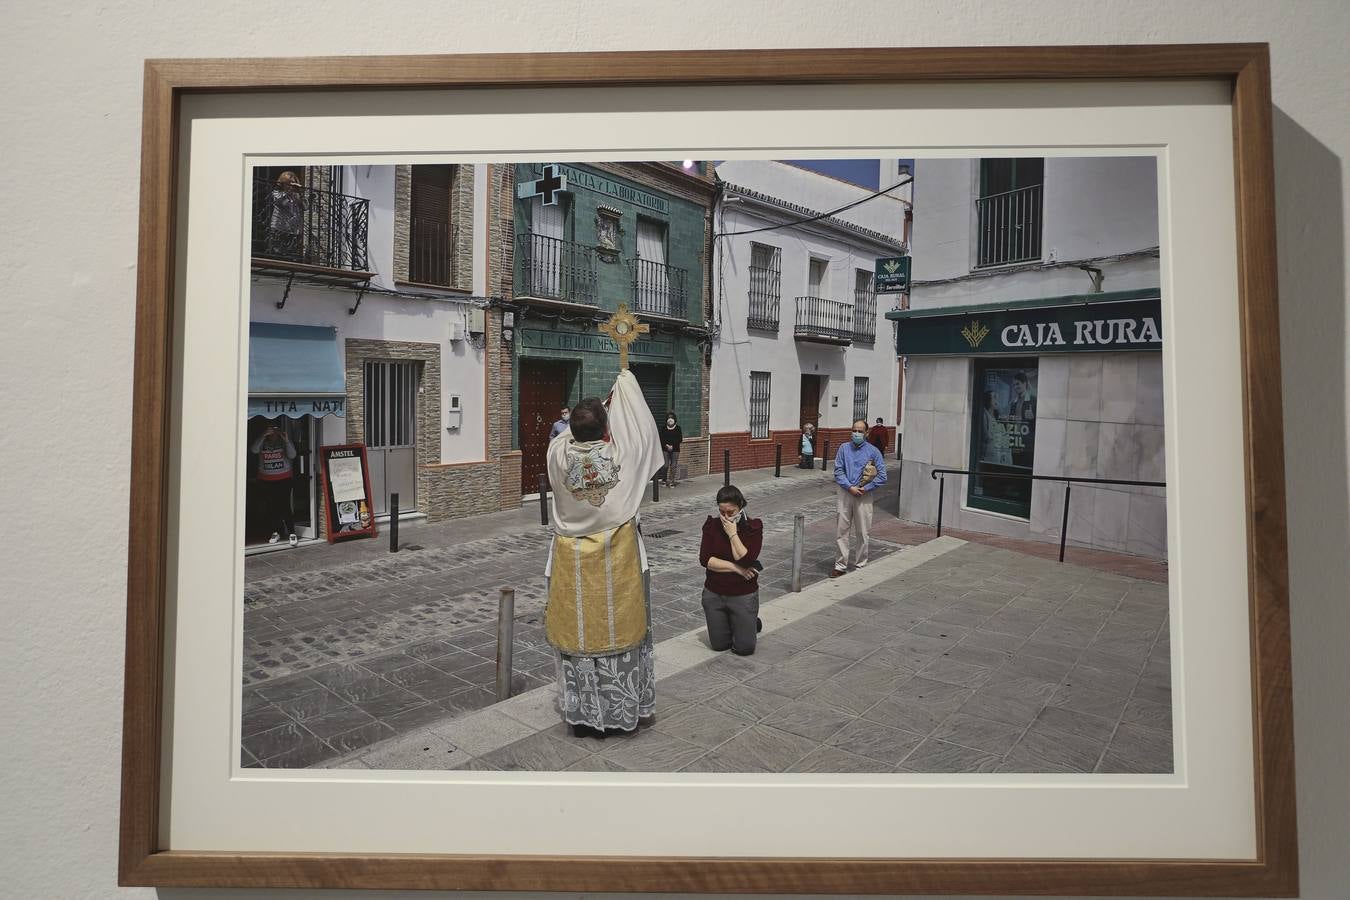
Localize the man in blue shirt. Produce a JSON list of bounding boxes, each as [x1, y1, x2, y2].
[[830, 418, 888, 577], [548, 407, 571, 441]]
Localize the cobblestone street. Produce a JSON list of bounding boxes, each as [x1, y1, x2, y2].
[[241, 466, 901, 767]]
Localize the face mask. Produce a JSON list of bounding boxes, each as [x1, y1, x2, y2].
[[667, 419, 675, 428], [851, 432, 866, 447]]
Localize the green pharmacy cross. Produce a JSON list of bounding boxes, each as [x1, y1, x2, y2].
[[599, 304, 649, 370]]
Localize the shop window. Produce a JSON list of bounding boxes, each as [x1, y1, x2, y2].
[[968, 359, 1038, 519]]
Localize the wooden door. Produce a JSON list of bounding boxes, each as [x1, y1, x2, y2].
[[518, 360, 570, 495], [799, 374, 822, 431]]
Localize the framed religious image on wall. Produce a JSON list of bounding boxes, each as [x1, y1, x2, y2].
[[120, 46, 1298, 895]]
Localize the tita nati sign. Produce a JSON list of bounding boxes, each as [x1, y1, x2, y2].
[[891, 294, 1163, 356]]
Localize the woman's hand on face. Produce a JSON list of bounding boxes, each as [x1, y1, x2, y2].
[[720, 515, 738, 536]]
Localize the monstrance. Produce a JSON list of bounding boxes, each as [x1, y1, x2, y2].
[[598, 303, 649, 370]]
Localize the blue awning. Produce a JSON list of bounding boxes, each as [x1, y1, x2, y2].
[[247, 322, 346, 419]]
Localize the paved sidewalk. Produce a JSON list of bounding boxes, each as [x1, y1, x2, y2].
[[324, 538, 1172, 775]]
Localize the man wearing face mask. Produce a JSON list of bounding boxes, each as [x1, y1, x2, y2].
[[549, 406, 571, 441], [830, 418, 888, 577], [658, 411, 683, 487]]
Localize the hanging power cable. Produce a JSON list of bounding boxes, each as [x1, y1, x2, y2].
[[713, 176, 913, 239]]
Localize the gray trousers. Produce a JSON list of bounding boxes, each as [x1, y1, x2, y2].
[[701, 588, 759, 654]]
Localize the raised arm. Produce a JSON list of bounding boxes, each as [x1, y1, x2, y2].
[[606, 370, 663, 483]]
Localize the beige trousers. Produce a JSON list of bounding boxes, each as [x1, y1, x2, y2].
[[835, 488, 875, 571]]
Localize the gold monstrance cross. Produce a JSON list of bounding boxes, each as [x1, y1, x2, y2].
[[598, 303, 649, 370]]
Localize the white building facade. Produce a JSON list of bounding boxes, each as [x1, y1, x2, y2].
[[890, 156, 1166, 559], [710, 160, 911, 472], [246, 163, 514, 548]]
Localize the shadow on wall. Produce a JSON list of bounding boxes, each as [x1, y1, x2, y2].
[[1271, 105, 1349, 900]]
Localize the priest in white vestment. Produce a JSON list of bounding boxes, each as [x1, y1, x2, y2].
[[544, 370, 663, 737]]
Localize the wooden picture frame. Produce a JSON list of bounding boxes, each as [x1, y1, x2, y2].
[[121, 45, 1296, 894]]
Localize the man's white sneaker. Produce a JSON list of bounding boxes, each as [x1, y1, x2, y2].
[[268, 532, 280, 544], [288, 534, 299, 547]]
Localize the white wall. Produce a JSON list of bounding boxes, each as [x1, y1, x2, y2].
[[345, 164, 398, 289], [3, 2, 1348, 899], [911, 155, 1161, 304], [1042, 156, 1159, 261], [716, 158, 910, 238], [250, 284, 487, 463], [711, 176, 903, 434]]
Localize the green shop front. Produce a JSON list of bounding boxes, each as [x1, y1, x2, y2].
[[887, 290, 1169, 559], [510, 163, 711, 493]]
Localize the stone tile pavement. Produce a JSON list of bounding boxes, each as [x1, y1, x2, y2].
[[240, 465, 904, 768], [323, 537, 1173, 775]]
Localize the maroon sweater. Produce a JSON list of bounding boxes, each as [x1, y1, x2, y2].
[[699, 515, 764, 596]]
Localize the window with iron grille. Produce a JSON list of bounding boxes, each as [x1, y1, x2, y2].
[[749, 372, 771, 440], [747, 243, 781, 330], [852, 377, 870, 424], [409, 165, 455, 286], [976, 158, 1044, 267], [853, 268, 876, 342]]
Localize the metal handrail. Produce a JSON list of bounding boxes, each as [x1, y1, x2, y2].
[[929, 468, 1166, 562]]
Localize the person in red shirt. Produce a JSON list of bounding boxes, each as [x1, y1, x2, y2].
[[698, 485, 764, 656], [866, 417, 889, 456]]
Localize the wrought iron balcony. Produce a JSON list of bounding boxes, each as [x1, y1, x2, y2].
[[746, 264, 780, 331], [628, 258, 689, 321], [976, 183, 1043, 267], [853, 286, 877, 343], [251, 176, 370, 274], [515, 233, 598, 307], [794, 296, 854, 345]]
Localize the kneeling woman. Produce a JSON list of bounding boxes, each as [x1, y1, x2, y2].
[[698, 485, 764, 655]]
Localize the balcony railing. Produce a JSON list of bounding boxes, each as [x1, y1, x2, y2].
[[853, 287, 877, 343], [976, 183, 1043, 267], [515, 233, 598, 306], [629, 258, 689, 321], [747, 264, 780, 331], [409, 218, 454, 287], [794, 296, 854, 345], [251, 176, 369, 273]]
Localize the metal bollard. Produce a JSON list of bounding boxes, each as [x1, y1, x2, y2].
[[495, 587, 515, 702], [723, 448, 731, 486], [1059, 483, 1072, 563], [821, 440, 830, 471], [538, 473, 549, 526], [774, 443, 782, 477], [389, 492, 399, 552], [791, 512, 805, 592], [652, 474, 660, 502], [936, 476, 945, 537]]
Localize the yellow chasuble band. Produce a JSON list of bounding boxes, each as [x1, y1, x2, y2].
[[545, 519, 647, 657]]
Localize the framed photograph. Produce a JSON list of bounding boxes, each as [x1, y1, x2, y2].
[[121, 46, 1297, 894]]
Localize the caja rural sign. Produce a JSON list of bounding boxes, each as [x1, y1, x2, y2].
[[892, 295, 1162, 356]]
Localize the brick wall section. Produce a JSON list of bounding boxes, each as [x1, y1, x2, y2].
[[489, 165, 522, 505], [343, 339, 441, 511], [450, 165, 474, 292], [392, 166, 410, 280], [393, 164, 473, 290], [710, 427, 896, 475]]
